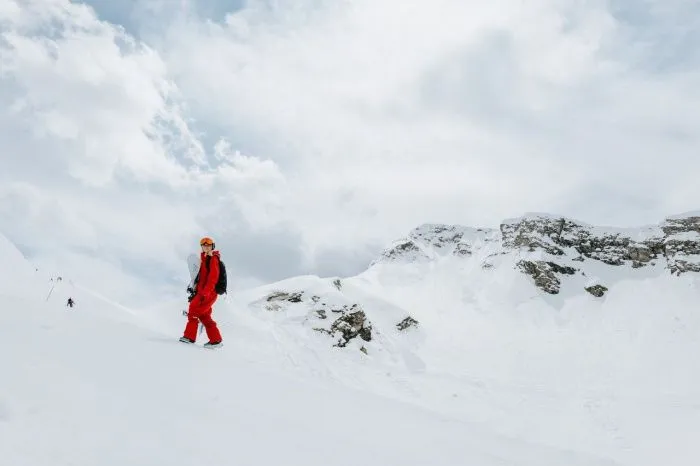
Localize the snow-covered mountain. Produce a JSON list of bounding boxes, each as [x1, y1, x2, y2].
[[209, 211, 700, 465], [235, 210, 700, 355], [377, 210, 700, 291], [2, 211, 700, 466]]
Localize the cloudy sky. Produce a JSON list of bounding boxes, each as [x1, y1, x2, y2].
[[1, 0, 698, 305]]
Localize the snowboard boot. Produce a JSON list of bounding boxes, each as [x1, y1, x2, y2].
[[179, 336, 195, 344], [203, 340, 223, 349]]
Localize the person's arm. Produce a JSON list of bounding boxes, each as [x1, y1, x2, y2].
[[201, 256, 220, 297]]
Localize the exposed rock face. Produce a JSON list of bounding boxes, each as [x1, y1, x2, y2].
[[327, 308, 372, 347], [396, 316, 419, 331], [259, 290, 373, 350], [585, 284, 608, 297], [501, 217, 568, 256], [264, 290, 304, 311], [516, 260, 576, 294], [661, 215, 700, 275], [372, 211, 700, 296], [501, 216, 665, 267], [454, 243, 472, 257], [413, 225, 469, 250], [313, 302, 373, 348], [377, 239, 430, 263], [373, 224, 498, 265], [501, 212, 700, 293]]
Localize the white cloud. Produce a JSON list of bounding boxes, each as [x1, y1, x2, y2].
[[0, 0, 291, 303], [157, 0, 699, 231], [1, 0, 699, 304], [1, 0, 201, 186]]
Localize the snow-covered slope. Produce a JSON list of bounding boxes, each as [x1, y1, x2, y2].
[[0, 232, 43, 297], [206, 211, 700, 466], [1, 238, 620, 466], [3, 210, 700, 466]]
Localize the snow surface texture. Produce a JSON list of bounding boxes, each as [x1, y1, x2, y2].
[[2, 212, 700, 466]]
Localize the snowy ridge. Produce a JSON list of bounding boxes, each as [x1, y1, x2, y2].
[[220, 212, 700, 372], [372, 223, 500, 264], [375, 211, 700, 296], [0, 232, 41, 296]]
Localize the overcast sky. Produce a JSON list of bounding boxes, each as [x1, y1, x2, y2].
[[1, 0, 699, 305]]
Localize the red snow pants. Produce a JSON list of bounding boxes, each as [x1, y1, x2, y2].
[[183, 293, 222, 342]]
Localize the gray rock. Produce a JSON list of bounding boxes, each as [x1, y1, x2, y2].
[[500, 213, 700, 292], [266, 291, 303, 303], [501, 217, 567, 256], [453, 243, 472, 257], [396, 316, 419, 331], [372, 223, 497, 265], [585, 284, 608, 297], [377, 240, 425, 262], [370, 212, 700, 307], [263, 290, 305, 311], [325, 308, 372, 347], [516, 260, 575, 294], [662, 215, 700, 275], [502, 216, 666, 267]]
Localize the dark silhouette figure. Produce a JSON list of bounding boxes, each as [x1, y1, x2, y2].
[[66, 297, 74, 308]]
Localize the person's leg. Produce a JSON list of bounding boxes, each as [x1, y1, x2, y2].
[[183, 298, 205, 341], [183, 314, 200, 341], [199, 311, 222, 343]]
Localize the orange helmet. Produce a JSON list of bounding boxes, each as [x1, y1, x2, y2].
[[200, 236, 215, 248]]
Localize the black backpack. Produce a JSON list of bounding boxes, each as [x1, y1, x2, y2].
[[195, 256, 227, 295]]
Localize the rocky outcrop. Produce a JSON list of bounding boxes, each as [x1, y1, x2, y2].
[[326, 308, 372, 347], [412, 225, 467, 251], [661, 215, 700, 275], [372, 224, 500, 265], [396, 316, 419, 331], [311, 297, 377, 349], [516, 260, 576, 294], [259, 290, 373, 350], [585, 284, 608, 297], [263, 290, 304, 311], [501, 217, 568, 256], [367, 211, 700, 301], [376, 239, 430, 263], [454, 243, 472, 257], [313, 302, 373, 348], [501, 216, 666, 267], [501, 212, 700, 293]]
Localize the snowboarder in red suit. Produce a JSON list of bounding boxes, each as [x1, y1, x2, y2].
[[180, 237, 223, 347]]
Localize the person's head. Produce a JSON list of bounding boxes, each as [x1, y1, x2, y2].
[[200, 236, 215, 255]]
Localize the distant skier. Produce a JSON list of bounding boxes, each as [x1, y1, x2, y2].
[[179, 237, 224, 348], [66, 297, 74, 308]]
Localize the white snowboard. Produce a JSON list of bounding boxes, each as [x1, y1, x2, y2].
[[187, 252, 200, 289], [185, 252, 204, 335]]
